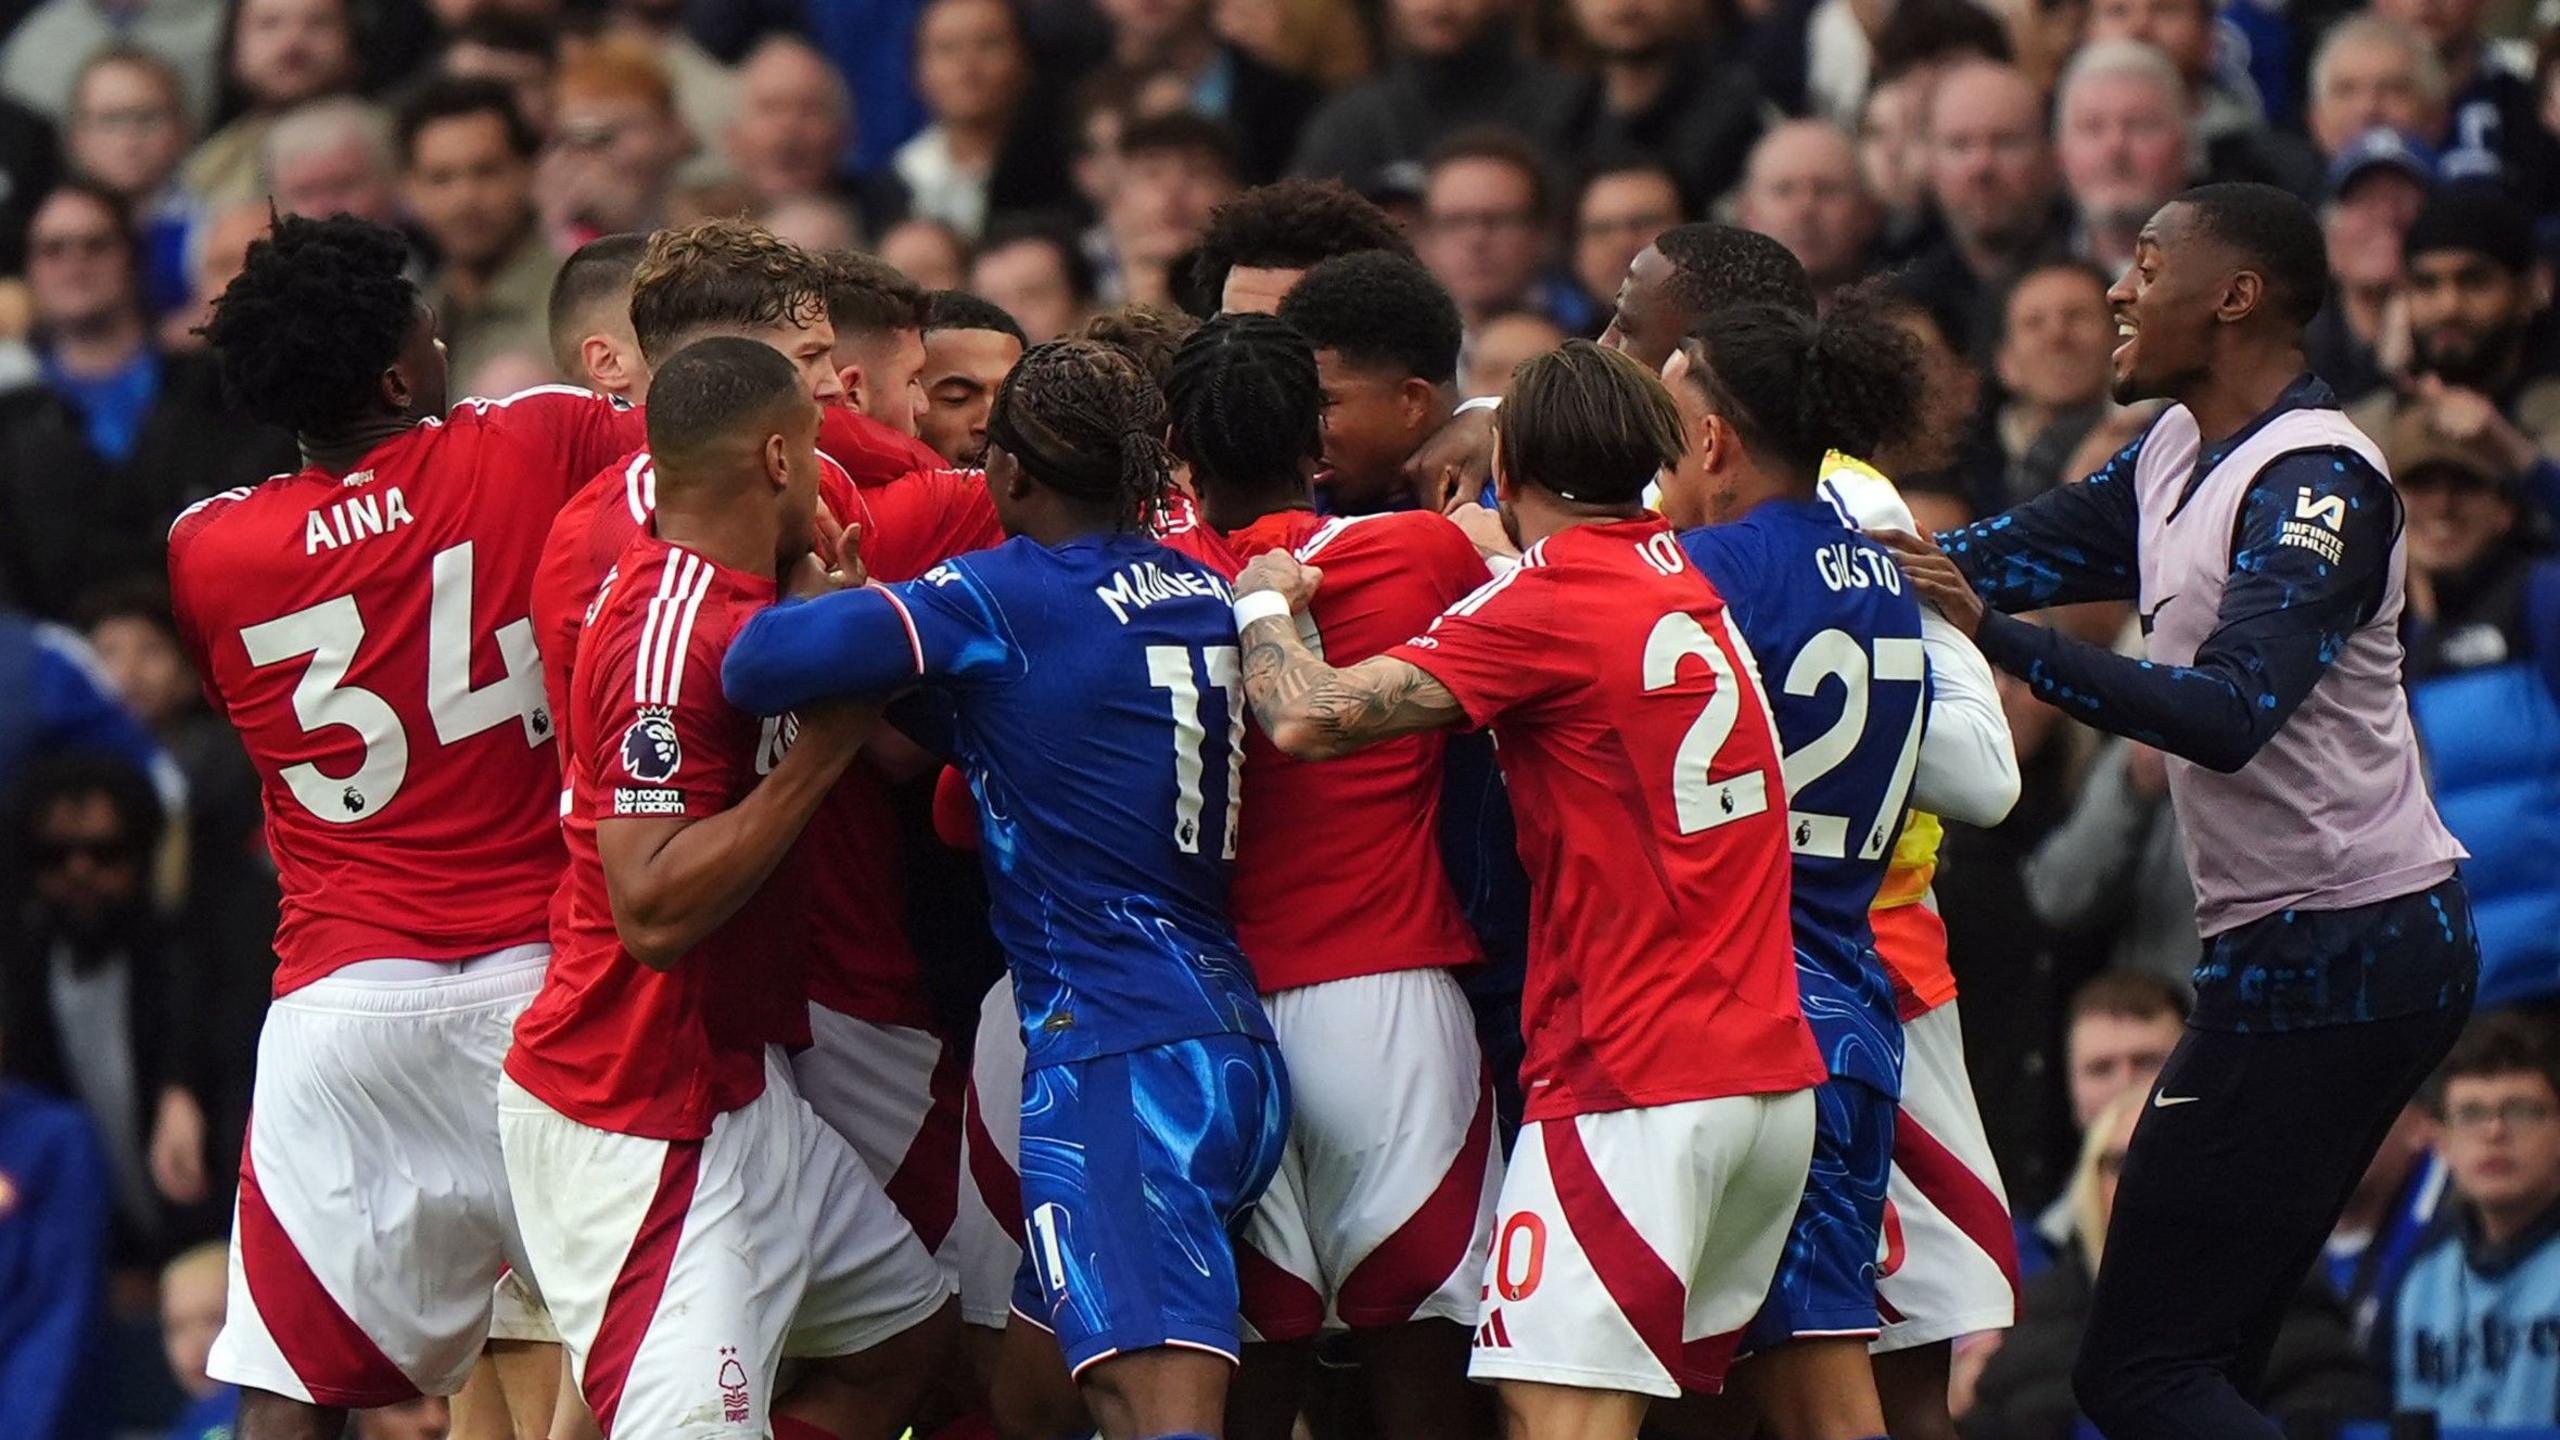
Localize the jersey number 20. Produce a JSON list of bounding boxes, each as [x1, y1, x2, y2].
[[237, 541, 550, 824]]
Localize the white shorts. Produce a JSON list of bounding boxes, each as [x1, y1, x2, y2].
[[1469, 1090, 1816, 1399], [1240, 969, 1501, 1341], [791, 1004, 965, 1267], [499, 1049, 953, 1437], [1874, 999, 2019, 1352], [953, 981, 1027, 1329], [208, 949, 548, 1407]]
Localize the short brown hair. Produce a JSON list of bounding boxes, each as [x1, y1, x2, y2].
[[2066, 970, 2189, 1027], [628, 218, 825, 363], [817, 250, 929, 342], [1494, 339, 1682, 504], [1080, 303, 1199, 390], [2438, 1011, 2560, 1108]]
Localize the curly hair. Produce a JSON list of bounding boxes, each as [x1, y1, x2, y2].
[[987, 338, 1172, 530], [1164, 314, 1321, 497], [1274, 250, 1461, 385], [1079, 303, 1200, 391], [201, 212, 418, 435], [1655, 223, 1816, 327], [627, 217, 825, 363], [817, 248, 930, 342], [1186, 179, 1411, 305], [1676, 284, 1923, 479]]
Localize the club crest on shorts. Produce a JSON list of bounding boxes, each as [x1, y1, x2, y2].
[[621, 711, 682, 783]]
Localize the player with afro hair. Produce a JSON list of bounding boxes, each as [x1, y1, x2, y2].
[[1185, 178, 1413, 317]]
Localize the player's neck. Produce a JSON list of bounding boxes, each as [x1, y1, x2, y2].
[[301, 417, 421, 476], [653, 502, 779, 582], [1201, 479, 1313, 534], [1510, 489, 1643, 547], [2182, 342, 2308, 448]]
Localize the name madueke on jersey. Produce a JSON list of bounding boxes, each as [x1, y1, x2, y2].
[[1094, 558, 1234, 624], [304, 482, 416, 556]]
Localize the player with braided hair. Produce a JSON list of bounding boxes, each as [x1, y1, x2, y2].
[[169, 212, 652, 1439], [724, 337, 1286, 1440], [1168, 315, 1501, 1438]]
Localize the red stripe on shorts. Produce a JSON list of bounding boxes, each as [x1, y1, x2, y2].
[[1542, 1117, 1703, 1388], [235, 1131, 423, 1408], [1891, 1113, 2020, 1300], [964, 1079, 1024, 1244], [584, 1140, 704, 1432], [1337, 1067, 1498, 1328], [1237, 1239, 1328, 1341], [887, 1041, 969, 1251]]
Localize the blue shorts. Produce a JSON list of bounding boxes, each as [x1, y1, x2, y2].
[[1742, 1075, 1894, 1350], [1010, 1034, 1289, 1376]]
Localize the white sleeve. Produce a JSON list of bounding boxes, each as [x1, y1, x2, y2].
[[1819, 464, 2019, 826]]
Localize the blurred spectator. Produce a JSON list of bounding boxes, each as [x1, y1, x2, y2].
[[156, 196, 266, 351], [1735, 119, 1878, 309], [0, 606, 171, 829], [603, 0, 739, 187], [2, 752, 215, 1265], [1287, 0, 1576, 189], [724, 36, 849, 208], [158, 1241, 235, 1438], [917, 288, 1026, 463], [1187, 175, 1410, 315], [1784, 0, 2012, 135], [1092, 0, 1316, 183], [0, 183, 296, 619], [1416, 128, 1590, 334], [2348, 186, 2560, 486], [64, 48, 191, 316], [1459, 306, 1562, 398], [181, 0, 361, 214], [398, 80, 557, 391], [1275, 248, 1461, 512], [2327, 1104, 2447, 1354], [2023, 734, 2196, 986], [260, 97, 400, 225], [2392, 1012, 2560, 1425], [539, 36, 690, 248], [1100, 110, 1240, 306], [2019, 961, 2187, 1265], [0, 0, 220, 128], [1210, 0, 1372, 91], [971, 220, 1097, 342], [2084, 0, 2320, 193], [1856, 72, 1934, 258], [436, 13, 559, 141], [1990, 258, 2116, 500], [2310, 129, 2434, 406], [1557, 0, 1761, 212], [1965, 1087, 2383, 1440], [878, 214, 972, 290], [2055, 40, 2193, 275], [2306, 16, 2450, 164], [1569, 157, 1682, 327], [1902, 60, 2063, 360], [0, 1003, 111, 1440], [2373, 0, 2558, 207], [872, 0, 1075, 241], [760, 192, 863, 254], [2392, 407, 2560, 1010], [0, 85, 55, 278]]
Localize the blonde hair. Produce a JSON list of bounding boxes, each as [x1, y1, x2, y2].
[[2069, 1087, 2149, 1271], [161, 1241, 229, 1299]]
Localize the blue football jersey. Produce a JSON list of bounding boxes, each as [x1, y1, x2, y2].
[[1682, 497, 1925, 1096], [722, 532, 1273, 1070]]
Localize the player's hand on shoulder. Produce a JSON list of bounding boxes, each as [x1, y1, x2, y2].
[[1445, 502, 1518, 561], [1236, 550, 1323, 613], [1404, 405, 1496, 510], [1867, 527, 1984, 636]]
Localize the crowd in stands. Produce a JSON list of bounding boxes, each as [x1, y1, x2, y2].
[[0, 0, 2558, 1434]]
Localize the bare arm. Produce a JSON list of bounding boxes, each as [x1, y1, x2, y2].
[[1234, 551, 1466, 761], [597, 705, 873, 969]]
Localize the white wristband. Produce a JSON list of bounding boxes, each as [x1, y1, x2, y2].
[[1456, 395, 1501, 415], [1233, 590, 1294, 632]]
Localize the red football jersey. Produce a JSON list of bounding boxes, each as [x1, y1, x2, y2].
[[1387, 516, 1823, 1122], [824, 405, 951, 485], [507, 534, 804, 1139], [1221, 510, 1486, 991], [167, 388, 647, 996], [529, 450, 991, 1028]]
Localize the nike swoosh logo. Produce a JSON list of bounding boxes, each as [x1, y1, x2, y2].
[[2152, 1092, 2201, 1108]]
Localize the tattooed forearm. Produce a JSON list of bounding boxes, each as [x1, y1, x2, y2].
[[1239, 615, 1463, 760]]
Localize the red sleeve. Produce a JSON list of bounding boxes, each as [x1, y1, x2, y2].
[[857, 468, 1004, 582], [819, 406, 947, 486], [1386, 566, 1569, 731], [484, 387, 649, 505], [585, 594, 745, 823]]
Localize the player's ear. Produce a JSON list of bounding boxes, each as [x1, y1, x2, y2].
[[1397, 377, 1435, 428], [582, 334, 634, 396], [837, 362, 867, 413], [763, 432, 792, 491], [380, 362, 413, 415], [2219, 269, 2263, 324]]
